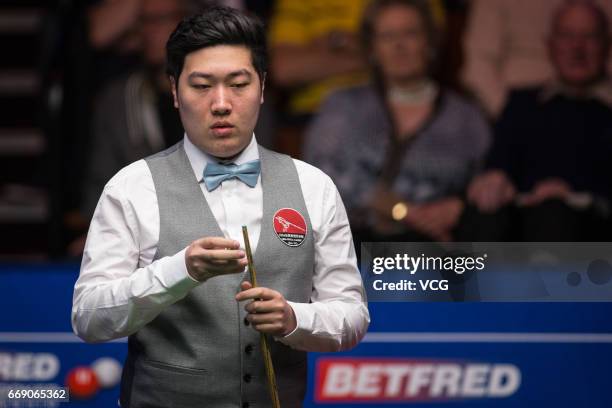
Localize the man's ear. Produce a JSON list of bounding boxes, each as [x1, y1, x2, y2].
[[260, 72, 266, 104], [170, 76, 179, 108]]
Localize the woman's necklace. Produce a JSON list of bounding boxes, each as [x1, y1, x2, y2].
[[388, 80, 438, 105]]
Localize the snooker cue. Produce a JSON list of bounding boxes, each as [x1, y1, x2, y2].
[[241, 226, 281, 408]]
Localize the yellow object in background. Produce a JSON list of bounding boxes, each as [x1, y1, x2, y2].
[[269, 0, 445, 115]]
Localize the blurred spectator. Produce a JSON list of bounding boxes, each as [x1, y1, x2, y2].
[[69, 0, 188, 255], [58, 0, 145, 228], [87, 0, 147, 93], [467, 0, 612, 241], [462, 0, 612, 118], [87, 0, 266, 87], [269, 0, 446, 118], [304, 0, 490, 243], [88, 0, 142, 50]]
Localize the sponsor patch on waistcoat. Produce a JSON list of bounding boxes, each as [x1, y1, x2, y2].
[[273, 208, 307, 247]]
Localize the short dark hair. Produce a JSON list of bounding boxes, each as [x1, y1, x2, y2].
[[166, 6, 267, 82]]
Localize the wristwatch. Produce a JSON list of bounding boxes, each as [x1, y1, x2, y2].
[[391, 201, 409, 222]]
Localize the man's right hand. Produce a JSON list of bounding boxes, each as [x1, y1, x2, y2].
[[185, 237, 247, 282], [467, 170, 517, 213]]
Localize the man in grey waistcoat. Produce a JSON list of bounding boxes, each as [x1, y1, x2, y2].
[[72, 6, 370, 408]]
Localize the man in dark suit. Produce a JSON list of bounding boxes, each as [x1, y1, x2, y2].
[[465, 0, 612, 241]]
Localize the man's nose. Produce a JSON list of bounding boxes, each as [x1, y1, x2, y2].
[[211, 86, 231, 115]]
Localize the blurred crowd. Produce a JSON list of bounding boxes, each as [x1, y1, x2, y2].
[[44, 0, 612, 256]]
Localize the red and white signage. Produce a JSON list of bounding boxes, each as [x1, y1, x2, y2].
[[315, 358, 521, 403]]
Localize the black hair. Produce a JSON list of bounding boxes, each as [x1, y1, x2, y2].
[[166, 6, 267, 82]]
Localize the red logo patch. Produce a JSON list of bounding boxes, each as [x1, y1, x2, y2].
[[273, 208, 307, 247]]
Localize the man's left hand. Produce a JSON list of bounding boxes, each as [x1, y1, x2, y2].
[[235, 281, 297, 337]]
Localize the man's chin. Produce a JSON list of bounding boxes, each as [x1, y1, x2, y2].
[[208, 141, 250, 160]]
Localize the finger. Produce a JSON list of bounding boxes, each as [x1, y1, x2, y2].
[[236, 287, 263, 301], [245, 299, 282, 314], [196, 237, 241, 250], [198, 260, 246, 277], [236, 287, 275, 302], [202, 264, 246, 279], [240, 281, 253, 291], [251, 322, 284, 335], [198, 249, 246, 261], [247, 312, 284, 325], [210, 261, 247, 274], [205, 260, 247, 274]]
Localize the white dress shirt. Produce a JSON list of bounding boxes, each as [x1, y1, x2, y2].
[[72, 134, 369, 352]]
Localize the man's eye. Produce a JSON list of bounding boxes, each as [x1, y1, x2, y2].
[[193, 84, 211, 89], [231, 83, 249, 88]]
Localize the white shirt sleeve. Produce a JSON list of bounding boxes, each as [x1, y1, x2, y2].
[[71, 162, 199, 343], [277, 162, 370, 352]]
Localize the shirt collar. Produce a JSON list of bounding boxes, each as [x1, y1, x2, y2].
[[539, 77, 612, 109], [183, 132, 259, 182]]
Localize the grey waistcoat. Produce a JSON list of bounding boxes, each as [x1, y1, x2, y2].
[[120, 142, 314, 408]]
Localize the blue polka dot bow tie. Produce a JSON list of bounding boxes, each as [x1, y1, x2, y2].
[[203, 159, 261, 191]]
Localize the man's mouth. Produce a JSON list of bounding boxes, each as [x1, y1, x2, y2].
[[211, 122, 235, 136]]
